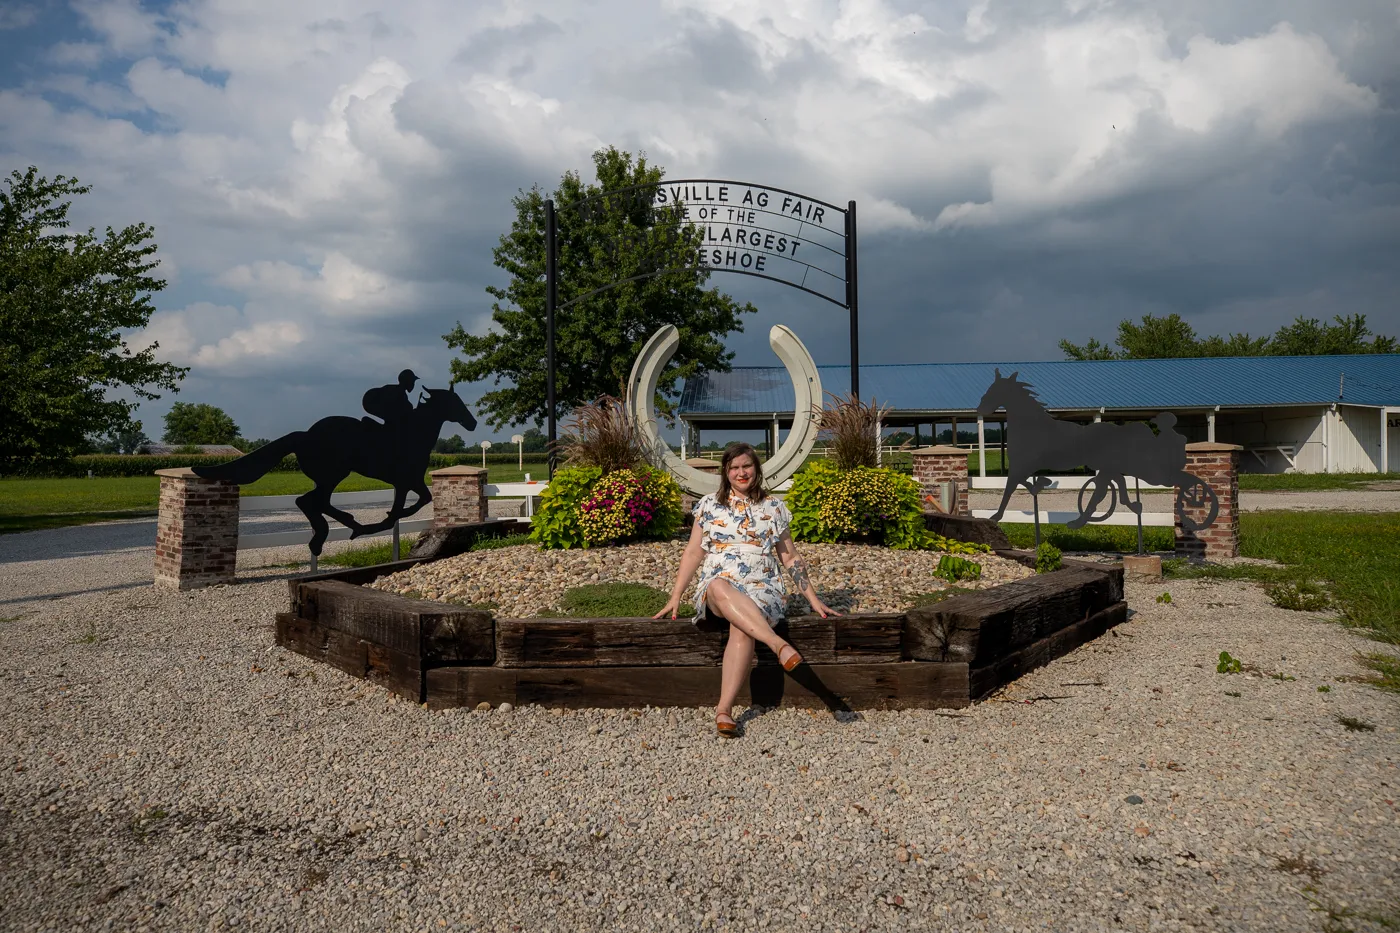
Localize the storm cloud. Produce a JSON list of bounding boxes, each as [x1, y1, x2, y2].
[[1, 0, 1395, 441]]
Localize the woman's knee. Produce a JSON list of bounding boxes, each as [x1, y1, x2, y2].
[[727, 624, 754, 646]]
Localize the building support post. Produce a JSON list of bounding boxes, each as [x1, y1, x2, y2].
[[1381, 408, 1390, 474], [1209, 407, 1218, 443], [977, 415, 986, 478]]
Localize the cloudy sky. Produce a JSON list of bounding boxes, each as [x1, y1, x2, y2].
[[3, 0, 1398, 443]]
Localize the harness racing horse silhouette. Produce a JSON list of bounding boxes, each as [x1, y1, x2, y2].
[[193, 387, 478, 556], [975, 370, 1218, 532]]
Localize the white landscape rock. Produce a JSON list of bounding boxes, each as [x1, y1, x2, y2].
[[0, 529, 1396, 932]]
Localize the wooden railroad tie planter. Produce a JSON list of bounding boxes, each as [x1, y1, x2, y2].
[[275, 517, 1127, 711]]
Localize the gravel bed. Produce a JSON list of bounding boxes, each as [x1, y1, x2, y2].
[[2, 529, 1398, 932], [367, 542, 1033, 616]]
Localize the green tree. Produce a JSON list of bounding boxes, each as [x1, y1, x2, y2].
[[1060, 311, 1394, 360], [162, 402, 240, 445], [445, 146, 755, 431], [1266, 314, 1397, 356], [0, 167, 186, 468], [434, 434, 467, 454], [93, 423, 151, 454]]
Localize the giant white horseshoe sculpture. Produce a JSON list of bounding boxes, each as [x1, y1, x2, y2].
[[626, 324, 822, 495]]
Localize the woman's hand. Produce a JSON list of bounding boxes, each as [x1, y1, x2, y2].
[[652, 596, 682, 620], [808, 596, 840, 618]]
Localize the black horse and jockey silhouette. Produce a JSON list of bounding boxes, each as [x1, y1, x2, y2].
[[193, 372, 477, 557], [975, 370, 1218, 535]]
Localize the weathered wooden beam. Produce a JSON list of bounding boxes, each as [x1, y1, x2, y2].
[[904, 567, 1120, 664], [292, 580, 494, 663], [275, 613, 422, 701], [493, 613, 904, 668], [425, 662, 971, 711], [969, 601, 1128, 699]]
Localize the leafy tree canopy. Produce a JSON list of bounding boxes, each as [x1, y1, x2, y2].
[[93, 423, 151, 455], [434, 434, 468, 454], [445, 146, 755, 431], [1061, 312, 1396, 360], [163, 402, 240, 446], [1, 166, 186, 467]]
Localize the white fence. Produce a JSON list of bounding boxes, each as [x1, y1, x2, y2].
[[235, 482, 546, 552], [233, 472, 1175, 560], [966, 474, 1175, 526]]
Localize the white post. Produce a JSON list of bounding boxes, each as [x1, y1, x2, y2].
[[480, 439, 492, 468], [875, 418, 882, 465], [1381, 408, 1389, 474], [1093, 408, 1103, 424], [977, 415, 986, 478], [1208, 408, 1217, 443], [512, 434, 524, 470]]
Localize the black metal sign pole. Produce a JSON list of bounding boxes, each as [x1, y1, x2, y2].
[[845, 200, 859, 400], [545, 198, 558, 479]]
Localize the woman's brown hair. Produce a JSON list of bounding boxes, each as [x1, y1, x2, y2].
[[716, 442, 766, 507]]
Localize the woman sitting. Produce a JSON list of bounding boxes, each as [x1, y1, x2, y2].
[[654, 442, 838, 737]]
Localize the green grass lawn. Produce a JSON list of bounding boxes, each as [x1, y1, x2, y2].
[[0, 466, 547, 534], [1237, 471, 1400, 491]]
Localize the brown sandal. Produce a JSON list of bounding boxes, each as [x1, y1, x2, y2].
[[778, 644, 804, 672], [715, 713, 739, 738]]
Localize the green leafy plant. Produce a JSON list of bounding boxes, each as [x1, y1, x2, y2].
[[1156, 592, 1172, 604], [1267, 581, 1330, 612], [1271, 672, 1297, 682], [1217, 651, 1242, 674], [557, 583, 691, 618], [1035, 542, 1062, 574], [928, 533, 992, 555], [530, 463, 682, 550], [1317, 685, 1331, 693], [469, 533, 533, 551], [1224, 691, 1242, 698], [935, 555, 983, 583], [1335, 714, 1375, 732], [787, 461, 932, 550], [530, 465, 602, 549]]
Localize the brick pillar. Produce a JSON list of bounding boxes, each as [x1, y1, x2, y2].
[[430, 465, 488, 528], [1175, 442, 1241, 560], [153, 468, 239, 590], [911, 445, 970, 515]]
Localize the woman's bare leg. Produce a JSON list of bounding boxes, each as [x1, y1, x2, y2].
[[715, 625, 754, 718], [705, 579, 788, 654]]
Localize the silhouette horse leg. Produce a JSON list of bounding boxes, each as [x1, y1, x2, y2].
[[989, 476, 1022, 522], [296, 482, 335, 557], [355, 484, 415, 536], [394, 480, 432, 518], [1116, 475, 1142, 514]]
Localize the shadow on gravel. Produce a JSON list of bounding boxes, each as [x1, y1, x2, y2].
[[0, 580, 151, 606]]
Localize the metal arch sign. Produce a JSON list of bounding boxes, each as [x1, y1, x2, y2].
[[564, 180, 854, 310], [542, 178, 861, 471]]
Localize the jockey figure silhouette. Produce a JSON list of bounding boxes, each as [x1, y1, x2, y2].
[[362, 369, 419, 436]]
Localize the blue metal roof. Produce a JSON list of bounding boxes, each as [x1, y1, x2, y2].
[[679, 355, 1400, 415]]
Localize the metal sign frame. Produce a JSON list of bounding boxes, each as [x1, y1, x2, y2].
[[543, 179, 859, 472]]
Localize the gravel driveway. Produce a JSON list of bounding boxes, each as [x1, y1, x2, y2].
[[2, 515, 1398, 931]]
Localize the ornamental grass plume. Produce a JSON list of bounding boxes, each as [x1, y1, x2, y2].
[[554, 395, 659, 476], [814, 392, 892, 470]]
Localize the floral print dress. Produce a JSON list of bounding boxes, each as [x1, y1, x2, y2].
[[691, 492, 792, 627]]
